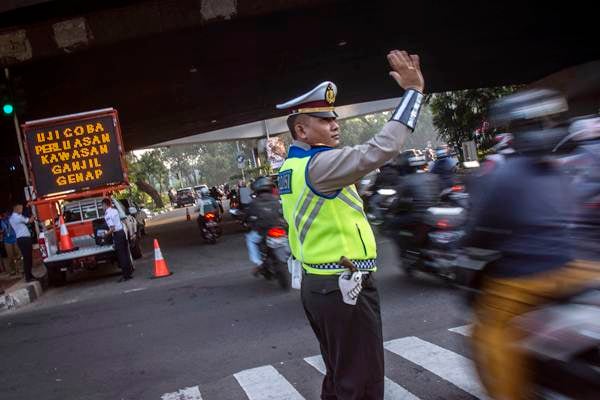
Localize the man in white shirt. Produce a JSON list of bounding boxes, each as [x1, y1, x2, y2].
[[101, 198, 133, 282], [9, 203, 36, 282]]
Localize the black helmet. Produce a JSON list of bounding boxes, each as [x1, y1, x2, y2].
[[489, 89, 569, 153], [251, 176, 274, 193]]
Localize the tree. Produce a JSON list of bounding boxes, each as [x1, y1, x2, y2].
[[338, 106, 443, 149], [126, 150, 167, 208], [428, 86, 519, 152]]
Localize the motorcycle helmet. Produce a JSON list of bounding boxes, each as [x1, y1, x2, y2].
[[200, 187, 210, 197], [251, 176, 274, 193], [489, 89, 570, 153]]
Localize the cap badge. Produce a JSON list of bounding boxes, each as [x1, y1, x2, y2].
[[325, 84, 336, 105]]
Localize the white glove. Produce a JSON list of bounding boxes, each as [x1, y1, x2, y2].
[[338, 271, 364, 306]]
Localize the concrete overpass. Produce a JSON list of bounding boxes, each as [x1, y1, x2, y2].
[[1, 0, 599, 158], [0, 0, 599, 208]]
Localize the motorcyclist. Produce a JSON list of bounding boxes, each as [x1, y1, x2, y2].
[[464, 89, 600, 400], [477, 133, 516, 176], [196, 187, 220, 228], [367, 152, 411, 223], [430, 145, 458, 189], [559, 115, 600, 263], [384, 153, 441, 246], [209, 186, 225, 215], [244, 176, 285, 276]]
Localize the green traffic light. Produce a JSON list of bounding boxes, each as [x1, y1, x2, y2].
[[3, 103, 13, 115]]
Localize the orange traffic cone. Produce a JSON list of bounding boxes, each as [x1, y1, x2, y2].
[[58, 215, 76, 252], [186, 207, 191, 221], [152, 239, 172, 278]]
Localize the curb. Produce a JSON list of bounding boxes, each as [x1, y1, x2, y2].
[[0, 280, 43, 313]]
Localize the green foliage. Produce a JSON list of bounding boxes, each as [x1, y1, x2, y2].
[[338, 106, 443, 150], [429, 86, 519, 151]]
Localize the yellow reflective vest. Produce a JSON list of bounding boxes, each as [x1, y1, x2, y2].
[[278, 145, 377, 275]]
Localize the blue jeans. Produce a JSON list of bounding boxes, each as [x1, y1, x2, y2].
[[245, 230, 263, 266]]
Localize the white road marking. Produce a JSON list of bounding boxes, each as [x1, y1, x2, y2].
[[161, 386, 203, 400], [234, 365, 305, 400], [124, 287, 147, 294], [304, 355, 421, 400], [448, 324, 472, 337], [384, 337, 487, 399]]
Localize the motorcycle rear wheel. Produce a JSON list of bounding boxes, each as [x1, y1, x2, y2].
[[275, 261, 291, 291]]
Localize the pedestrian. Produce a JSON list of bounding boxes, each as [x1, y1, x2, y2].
[[2, 210, 20, 276], [9, 203, 35, 282], [101, 198, 133, 282], [0, 212, 7, 273], [276, 50, 425, 399]]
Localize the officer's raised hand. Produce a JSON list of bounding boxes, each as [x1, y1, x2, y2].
[[387, 50, 424, 93]]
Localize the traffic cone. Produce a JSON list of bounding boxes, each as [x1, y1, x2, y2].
[[152, 239, 172, 278], [58, 215, 76, 252], [186, 207, 191, 221]]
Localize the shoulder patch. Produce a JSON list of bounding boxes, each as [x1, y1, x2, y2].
[[278, 169, 293, 195]]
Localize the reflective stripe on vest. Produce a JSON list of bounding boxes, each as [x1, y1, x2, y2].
[[278, 146, 377, 275]]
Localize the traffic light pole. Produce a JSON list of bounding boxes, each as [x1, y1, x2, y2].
[[4, 67, 29, 188], [5, 67, 40, 236]]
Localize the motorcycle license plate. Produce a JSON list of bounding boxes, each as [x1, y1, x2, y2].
[[266, 236, 288, 247], [206, 221, 217, 227]]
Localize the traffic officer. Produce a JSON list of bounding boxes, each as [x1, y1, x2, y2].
[[277, 50, 425, 399], [101, 198, 133, 282]]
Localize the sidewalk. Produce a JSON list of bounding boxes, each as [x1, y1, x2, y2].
[[0, 264, 47, 313]]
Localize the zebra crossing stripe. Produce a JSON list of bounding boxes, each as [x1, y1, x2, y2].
[[448, 324, 472, 337], [384, 337, 487, 399], [304, 355, 421, 400], [234, 365, 305, 400], [161, 386, 203, 400]]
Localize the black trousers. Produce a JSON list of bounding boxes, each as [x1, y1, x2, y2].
[[113, 230, 133, 279], [301, 272, 384, 400], [16, 237, 33, 280]]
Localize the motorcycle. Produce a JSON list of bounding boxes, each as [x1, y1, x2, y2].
[[454, 249, 600, 399], [366, 187, 399, 225], [229, 209, 291, 290], [229, 207, 250, 230], [257, 226, 291, 290], [439, 184, 470, 209], [197, 211, 222, 244], [392, 205, 468, 284]]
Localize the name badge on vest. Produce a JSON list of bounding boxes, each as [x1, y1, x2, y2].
[[278, 169, 292, 195]]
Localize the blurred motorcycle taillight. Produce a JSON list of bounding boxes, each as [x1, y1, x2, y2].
[[205, 212, 216, 221], [267, 227, 286, 238], [436, 219, 450, 229], [451, 185, 464, 192]]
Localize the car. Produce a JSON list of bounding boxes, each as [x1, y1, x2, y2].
[[193, 184, 209, 196], [141, 208, 154, 218], [119, 198, 147, 235], [176, 187, 196, 208]]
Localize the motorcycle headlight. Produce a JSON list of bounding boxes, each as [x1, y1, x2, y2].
[[377, 188, 397, 196]]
